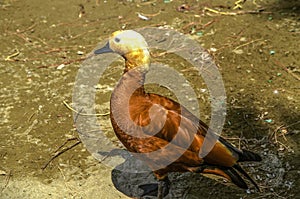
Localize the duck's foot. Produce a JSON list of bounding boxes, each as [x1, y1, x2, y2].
[[139, 177, 170, 198], [157, 179, 170, 199], [139, 183, 159, 197]]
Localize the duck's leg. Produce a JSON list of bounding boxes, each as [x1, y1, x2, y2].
[[138, 176, 170, 198], [157, 177, 170, 199], [139, 183, 159, 197], [157, 181, 163, 199]]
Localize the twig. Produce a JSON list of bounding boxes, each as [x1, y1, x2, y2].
[[286, 121, 300, 128], [27, 111, 36, 122], [17, 23, 37, 34], [1, 170, 12, 192], [204, 6, 271, 16], [54, 137, 79, 153], [6, 31, 29, 42], [136, 10, 161, 17], [70, 29, 97, 40], [233, 0, 246, 10], [63, 100, 110, 116], [204, 7, 236, 16], [39, 48, 63, 54], [137, 0, 157, 6], [71, 108, 104, 139], [275, 140, 290, 151], [182, 19, 216, 33], [268, 125, 284, 141], [182, 21, 200, 31], [274, 60, 300, 81], [37, 57, 86, 68], [233, 38, 262, 50], [242, 112, 255, 133], [238, 132, 243, 149], [269, 125, 293, 152], [24, 119, 38, 135], [30, 35, 49, 46], [202, 19, 216, 28], [39, 44, 95, 54], [4, 49, 20, 61], [57, 166, 76, 197], [41, 138, 81, 170]]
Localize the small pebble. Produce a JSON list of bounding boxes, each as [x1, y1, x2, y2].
[[77, 51, 84, 55], [240, 37, 247, 42], [264, 119, 273, 123], [196, 31, 203, 36], [270, 50, 275, 55], [210, 47, 217, 52], [57, 64, 65, 70], [0, 170, 7, 175], [232, 49, 244, 55], [278, 145, 285, 151], [137, 13, 150, 21]]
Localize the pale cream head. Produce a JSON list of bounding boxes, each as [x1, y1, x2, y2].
[[95, 30, 150, 72], [109, 30, 148, 55]]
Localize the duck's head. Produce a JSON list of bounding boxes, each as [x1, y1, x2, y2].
[[94, 30, 150, 72]]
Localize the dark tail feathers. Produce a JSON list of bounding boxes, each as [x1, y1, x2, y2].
[[218, 137, 262, 163], [222, 165, 260, 191], [238, 149, 262, 162], [202, 164, 261, 191], [222, 167, 248, 189], [233, 164, 261, 191]]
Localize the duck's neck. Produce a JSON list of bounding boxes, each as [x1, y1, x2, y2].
[[116, 49, 150, 92], [110, 50, 150, 141], [113, 68, 147, 99], [110, 68, 147, 137], [123, 50, 150, 73], [110, 50, 150, 114]]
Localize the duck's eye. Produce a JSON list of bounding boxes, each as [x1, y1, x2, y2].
[[114, 37, 120, 43]]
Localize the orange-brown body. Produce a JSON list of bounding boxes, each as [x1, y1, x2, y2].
[[109, 69, 260, 188]]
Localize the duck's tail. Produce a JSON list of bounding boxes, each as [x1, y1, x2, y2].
[[218, 137, 262, 163], [201, 164, 261, 191], [238, 149, 262, 162], [205, 137, 262, 190]]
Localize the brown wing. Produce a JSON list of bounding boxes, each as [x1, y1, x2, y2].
[[128, 93, 239, 168], [110, 106, 203, 172]]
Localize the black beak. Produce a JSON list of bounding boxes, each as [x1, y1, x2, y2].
[[94, 42, 113, 54]]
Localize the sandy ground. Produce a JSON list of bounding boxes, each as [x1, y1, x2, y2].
[[0, 0, 299, 198]]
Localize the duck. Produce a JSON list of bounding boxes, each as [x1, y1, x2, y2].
[[94, 30, 262, 198]]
